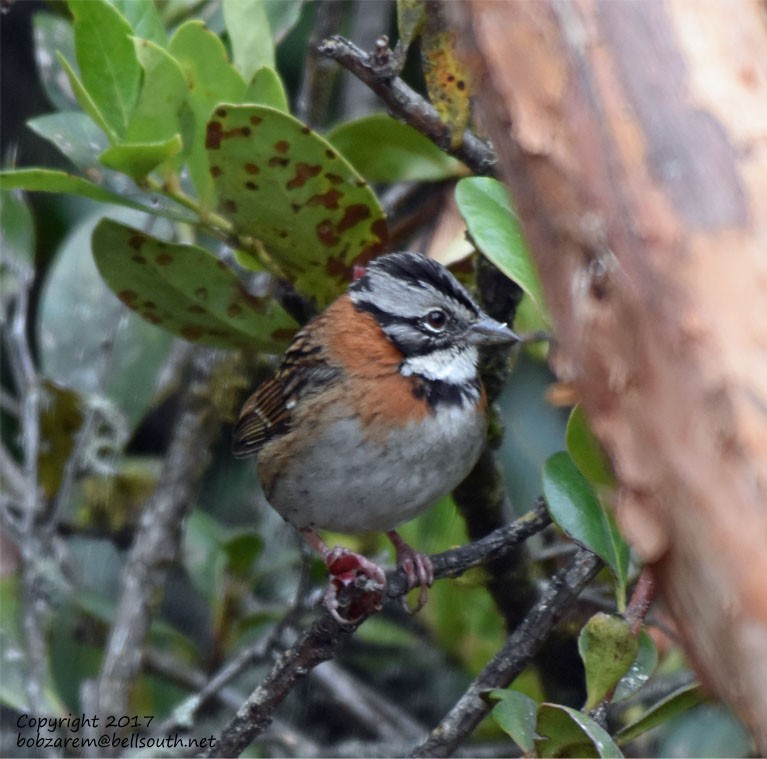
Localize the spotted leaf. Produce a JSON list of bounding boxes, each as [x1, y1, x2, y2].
[[92, 218, 298, 351], [206, 104, 389, 306], [421, 0, 472, 149]]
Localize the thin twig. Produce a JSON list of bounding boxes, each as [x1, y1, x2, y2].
[[207, 502, 552, 757], [318, 35, 496, 176], [2, 252, 51, 730], [410, 548, 603, 757], [84, 346, 226, 756]]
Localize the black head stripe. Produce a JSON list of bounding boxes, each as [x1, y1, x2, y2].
[[350, 252, 480, 316]]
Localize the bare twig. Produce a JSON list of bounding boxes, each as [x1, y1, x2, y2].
[[310, 660, 427, 742], [318, 35, 496, 176], [410, 548, 603, 757], [1, 252, 51, 730], [208, 502, 551, 757], [85, 346, 226, 755]]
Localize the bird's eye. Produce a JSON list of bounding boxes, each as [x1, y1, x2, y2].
[[425, 309, 447, 330]]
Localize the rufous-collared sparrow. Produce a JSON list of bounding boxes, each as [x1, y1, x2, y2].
[[232, 252, 518, 623]]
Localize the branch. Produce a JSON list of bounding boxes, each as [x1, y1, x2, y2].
[[318, 35, 496, 176], [84, 347, 227, 754], [208, 501, 551, 757], [410, 547, 603, 757]]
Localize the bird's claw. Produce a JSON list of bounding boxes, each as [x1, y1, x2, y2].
[[387, 531, 434, 614], [323, 547, 386, 625]]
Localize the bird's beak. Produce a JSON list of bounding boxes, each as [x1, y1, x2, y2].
[[467, 316, 519, 346]]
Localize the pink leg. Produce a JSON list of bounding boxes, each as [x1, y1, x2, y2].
[[386, 530, 434, 613], [300, 528, 386, 624]]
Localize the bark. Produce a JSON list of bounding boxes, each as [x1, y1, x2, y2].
[[450, 0, 767, 750]]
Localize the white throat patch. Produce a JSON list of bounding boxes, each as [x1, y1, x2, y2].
[[400, 345, 478, 383]]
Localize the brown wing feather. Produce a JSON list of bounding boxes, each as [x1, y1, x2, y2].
[[231, 375, 291, 458], [231, 312, 342, 458]]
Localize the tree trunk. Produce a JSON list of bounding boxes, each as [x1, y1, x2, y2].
[[451, 0, 767, 750]]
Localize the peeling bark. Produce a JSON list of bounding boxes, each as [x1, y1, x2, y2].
[[451, 0, 767, 750]]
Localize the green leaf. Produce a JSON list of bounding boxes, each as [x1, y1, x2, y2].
[[613, 629, 657, 702], [37, 209, 173, 431], [263, 0, 304, 43], [91, 217, 297, 350], [169, 20, 247, 207], [543, 451, 630, 609], [33, 13, 78, 112], [616, 683, 706, 746], [244, 66, 289, 112], [207, 104, 389, 306], [579, 613, 639, 711], [221, 533, 264, 579], [567, 404, 617, 488], [223, 0, 275, 81], [28, 112, 110, 175], [99, 136, 183, 183], [127, 39, 188, 144], [0, 188, 34, 265], [56, 52, 118, 143], [70, 0, 142, 138], [183, 510, 227, 600], [456, 177, 550, 326], [536, 703, 624, 758], [327, 114, 466, 183], [112, 0, 166, 45], [0, 169, 195, 224], [488, 689, 537, 753]]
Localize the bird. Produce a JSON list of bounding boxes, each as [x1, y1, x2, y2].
[[232, 252, 518, 623]]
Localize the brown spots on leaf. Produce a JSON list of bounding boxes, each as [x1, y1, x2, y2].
[[287, 162, 322, 190], [290, 203, 301, 213], [244, 162, 260, 174], [206, 121, 252, 150], [307, 188, 343, 210], [325, 255, 351, 279], [223, 199, 238, 214], [355, 179, 368, 188], [325, 148, 337, 160], [194, 287, 209, 301], [268, 156, 290, 168], [337, 203, 371, 233], [143, 312, 162, 325], [181, 325, 204, 341], [187, 304, 206, 315], [300, 126, 311, 135], [325, 172, 344, 185], [117, 289, 139, 305], [372, 218, 389, 242], [131, 255, 147, 264], [316, 219, 340, 247], [143, 300, 157, 310], [216, 260, 228, 270], [206, 121, 223, 149], [227, 302, 244, 317], [245, 181, 259, 191], [210, 165, 223, 178], [216, 107, 228, 118], [128, 234, 146, 251], [272, 327, 297, 342], [274, 140, 290, 153], [250, 115, 262, 126], [155, 252, 173, 266]]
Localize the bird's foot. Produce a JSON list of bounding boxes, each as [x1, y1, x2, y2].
[[300, 529, 385, 625], [387, 530, 434, 614], [323, 547, 386, 625]]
